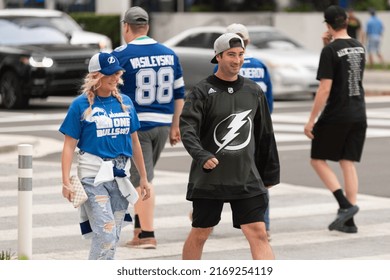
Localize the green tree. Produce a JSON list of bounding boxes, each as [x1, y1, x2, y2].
[[290, 0, 388, 11], [191, 0, 276, 11], [352, 0, 388, 10]]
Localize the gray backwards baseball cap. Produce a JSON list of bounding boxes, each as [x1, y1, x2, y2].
[[211, 33, 245, 64], [122, 6, 149, 25], [226, 23, 249, 40]]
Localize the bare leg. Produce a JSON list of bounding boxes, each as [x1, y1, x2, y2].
[[377, 52, 385, 67], [311, 159, 341, 192], [340, 160, 358, 204], [241, 222, 274, 260], [368, 53, 374, 68], [182, 227, 213, 260], [134, 183, 155, 232]]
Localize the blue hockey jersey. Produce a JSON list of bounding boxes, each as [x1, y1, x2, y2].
[[112, 36, 185, 131]]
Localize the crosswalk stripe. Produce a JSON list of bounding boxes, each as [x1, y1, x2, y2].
[[0, 113, 66, 123], [274, 124, 390, 138], [368, 119, 390, 126], [347, 254, 390, 260], [0, 125, 60, 133], [2, 181, 389, 217], [2, 182, 389, 241], [0, 168, 188, 184], [31, 221, 390, 260], [1, 193, 388, 229]]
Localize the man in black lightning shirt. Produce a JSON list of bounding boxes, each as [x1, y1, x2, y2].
[[180, 33, 280, 260]]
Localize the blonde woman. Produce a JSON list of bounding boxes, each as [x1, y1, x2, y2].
[[59, 52, 150, 260]]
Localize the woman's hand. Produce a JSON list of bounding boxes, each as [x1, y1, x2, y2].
[[62, 183, 74, 202], [139, 178, 151, 201]]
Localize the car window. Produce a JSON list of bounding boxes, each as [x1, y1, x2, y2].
[[177, 32, 222, 49], [45, 14, 82, 34], [249, 31, 303, 50], [0, 19, 68, 45], [3, 15, 81, 35]]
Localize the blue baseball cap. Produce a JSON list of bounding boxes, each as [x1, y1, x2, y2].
[[88, 52, 125, 75]]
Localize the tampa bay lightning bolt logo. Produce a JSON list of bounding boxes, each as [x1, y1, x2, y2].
[[213, 110, 252, 153], [107, 56, 116, 64]]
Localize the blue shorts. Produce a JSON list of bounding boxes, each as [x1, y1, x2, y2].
[[367, 35, 381, 54]]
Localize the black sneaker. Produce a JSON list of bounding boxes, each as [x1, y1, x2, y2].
[[333, 224, 358, 233], [328, 205, 359, 231]]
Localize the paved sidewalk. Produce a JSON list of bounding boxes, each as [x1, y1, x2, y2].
[[363, 69, 390, 96], [0, 134, 63, 163]]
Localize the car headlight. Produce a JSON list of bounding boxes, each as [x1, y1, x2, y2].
[[98, 38, 112, 52], [266, 62, 299, 71], [28, 56, 54, 68]]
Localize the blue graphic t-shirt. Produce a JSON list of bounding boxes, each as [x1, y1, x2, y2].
[[59, 94, 140, 159]]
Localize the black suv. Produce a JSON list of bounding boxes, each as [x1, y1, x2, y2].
[[0, 18, 98, 109]]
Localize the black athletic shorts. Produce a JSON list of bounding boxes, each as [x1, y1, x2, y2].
[[191, 194, 268, 229], [311, 121, 367, 162]]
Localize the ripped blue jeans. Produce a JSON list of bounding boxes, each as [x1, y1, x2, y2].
[[82, 177, 129, 260]]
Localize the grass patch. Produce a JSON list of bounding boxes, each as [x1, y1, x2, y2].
[[0, 249, 14, 260], [367, 63, 390, 71]]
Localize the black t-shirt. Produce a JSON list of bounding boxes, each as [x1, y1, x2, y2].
[[347, 18, 361, 39], [317, 38, 366, 123]]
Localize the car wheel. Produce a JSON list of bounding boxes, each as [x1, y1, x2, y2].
[[0, 71, 29, 109]]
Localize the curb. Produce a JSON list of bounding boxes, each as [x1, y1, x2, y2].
[[366, 90, 390, 96], [0, 136, 40, 154], [0, 135, 63, 161], [0, 143, 18, 154]]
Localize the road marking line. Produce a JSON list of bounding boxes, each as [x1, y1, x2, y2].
[[30, 222, 390, 260]]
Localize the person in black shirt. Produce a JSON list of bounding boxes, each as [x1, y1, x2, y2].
[[304, 5, 367, 234], [180, 33, 280, 259], [347, 9, 361, 41]]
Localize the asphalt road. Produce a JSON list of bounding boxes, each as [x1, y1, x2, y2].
[[1, 95, 390, 199], [155, 96, 390, 198], [0, 94, 390, 264]]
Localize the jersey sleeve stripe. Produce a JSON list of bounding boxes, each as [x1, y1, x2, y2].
[[174, 77, 185, 89], [138, 112, 173, 123]]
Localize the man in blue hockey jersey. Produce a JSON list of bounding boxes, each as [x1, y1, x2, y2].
[[112, 6, 185, 249]]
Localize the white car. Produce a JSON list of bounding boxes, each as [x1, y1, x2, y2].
[[164, 26, 320, 98], [0, 8, 112, 51]]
